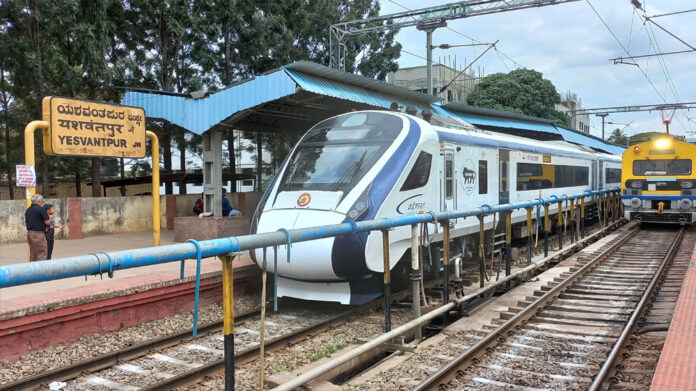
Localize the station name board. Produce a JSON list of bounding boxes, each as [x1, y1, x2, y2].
[[42, 96, 146, 158]]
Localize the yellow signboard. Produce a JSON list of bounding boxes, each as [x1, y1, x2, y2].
[[41, 96, 146, 158]]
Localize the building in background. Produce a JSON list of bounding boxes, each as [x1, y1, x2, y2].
[[556, 91, 591, 134], [387, 64, 479, 104]]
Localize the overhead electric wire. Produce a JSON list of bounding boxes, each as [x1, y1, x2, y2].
[[642, 11, 692, 132], [387, 0, 525, 70], [649, 8, 696, 19]]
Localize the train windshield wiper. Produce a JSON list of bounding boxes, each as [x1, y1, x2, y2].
[[332, 150, 367, 192]]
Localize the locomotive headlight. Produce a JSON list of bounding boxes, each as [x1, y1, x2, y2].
[[346, 186, 370, 221], [655, 139, 670, 149], [630, 181, 643, 189], [679, 198, 693, 209], [630, 197, 642, 208], [681, 182, 693, 189]]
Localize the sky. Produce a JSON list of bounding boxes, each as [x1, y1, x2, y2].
[[377, 0, 696, 140]]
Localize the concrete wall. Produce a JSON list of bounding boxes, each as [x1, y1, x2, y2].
[[0, 192, 261, 244], [0, 198, 68, 244]]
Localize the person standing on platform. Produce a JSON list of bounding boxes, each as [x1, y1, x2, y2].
[[43, 203, 64, 260], [25, 194, 50, 261]]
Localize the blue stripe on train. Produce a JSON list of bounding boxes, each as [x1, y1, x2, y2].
[[331, 117, 421, 281], [621, 195, 696, 200]]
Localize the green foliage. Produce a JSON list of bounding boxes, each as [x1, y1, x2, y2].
[[0, 0, 401, 197], [608, 128, 629, 146], [466, 69, 568, 125], [308, 344, 345, 362]]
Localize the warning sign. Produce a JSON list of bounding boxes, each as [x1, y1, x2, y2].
[[42, 96, 146, 158], [16, 165, 36, 187]]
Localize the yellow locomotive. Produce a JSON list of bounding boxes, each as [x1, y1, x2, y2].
[[622, 136, 696, 224]]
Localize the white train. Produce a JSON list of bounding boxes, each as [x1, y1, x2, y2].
[[251, 110, 622, 304]]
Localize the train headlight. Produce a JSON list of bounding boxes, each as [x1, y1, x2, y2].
[[679, 198, 693, 209], [655, 139, 671, 149], [630, 197, 642, 208], [630, 181, 643, 189], [681, 182, 693, 189], [346, 186, 370, 221]]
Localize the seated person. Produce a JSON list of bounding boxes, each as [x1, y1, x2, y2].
[[222, 188, 241, 216], [193, 193, 204, 215]]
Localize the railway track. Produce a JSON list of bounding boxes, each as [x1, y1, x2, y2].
[[413, 226, 689, 391]]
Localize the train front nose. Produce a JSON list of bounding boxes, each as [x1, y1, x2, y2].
[[253, 208, 348, 281]]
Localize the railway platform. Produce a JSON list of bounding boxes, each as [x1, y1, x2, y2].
[[649, 241, 696, 391], [0, 231, 257, 360]]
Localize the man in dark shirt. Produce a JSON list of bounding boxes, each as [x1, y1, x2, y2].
[[25, 194, 50, 261]]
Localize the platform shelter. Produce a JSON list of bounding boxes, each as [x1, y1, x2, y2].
[[121, 60, 623, 223]]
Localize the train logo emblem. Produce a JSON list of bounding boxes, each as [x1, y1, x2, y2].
[[297, 193, 311, 207], [462, 159, 476, 195]]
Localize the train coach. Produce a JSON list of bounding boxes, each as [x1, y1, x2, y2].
[[251, 109, 622, 305], [621, 136, 696, 224]]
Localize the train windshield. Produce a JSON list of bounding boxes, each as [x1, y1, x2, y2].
[[278, 112, 403, 193], [633, 159, 692, 176]]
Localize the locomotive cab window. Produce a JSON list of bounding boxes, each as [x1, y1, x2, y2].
[[401, 152, 432, 191], [633, 159, 692, 176], [278, 112, 402, 193]]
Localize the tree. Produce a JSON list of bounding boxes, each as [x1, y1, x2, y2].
[[608, 128, 629, 146], [466, 69, 569, 125]]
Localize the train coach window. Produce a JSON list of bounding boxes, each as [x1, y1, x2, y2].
[[633, 159, 692, 176], [554, 165, 589, 187], [479, 160, 488, 194], [401, 152, 432, 191], [605, 168, 622, 183], [445, 154, 454, 199]]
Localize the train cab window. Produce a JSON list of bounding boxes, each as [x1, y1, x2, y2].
[[479, 160, 488, 194], [401, 152, 432, 191], [278, 112, 402, 193], [633, 159, 692, 176], [445, 154, 454, 199], [605, 168, 621, 183]]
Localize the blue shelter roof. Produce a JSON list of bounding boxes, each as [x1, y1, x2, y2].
[[120, 60, 624, 155]]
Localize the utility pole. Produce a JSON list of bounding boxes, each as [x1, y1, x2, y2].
[[596, 113, 608, 140], [417, 20, 447, 96]]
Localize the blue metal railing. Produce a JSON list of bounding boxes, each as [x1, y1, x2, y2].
[[0, 189, 618, 288]]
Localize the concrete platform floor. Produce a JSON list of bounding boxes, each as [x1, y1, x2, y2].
[[0, 230, 254, 309]]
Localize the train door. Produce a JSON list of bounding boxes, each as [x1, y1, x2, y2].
[[443, 148, 456, 211], [499, 149, 510, 204]]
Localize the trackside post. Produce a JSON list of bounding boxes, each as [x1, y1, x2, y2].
[[146, 131, 160, 246], [221, 255, 236, 391]]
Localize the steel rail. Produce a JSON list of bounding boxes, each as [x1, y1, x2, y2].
[[412, 224, 642, 390], [269, 219, 626, 391], [0, 309, 260, 391], [589, 226, 686, 390], [137, 287, 417, 391]]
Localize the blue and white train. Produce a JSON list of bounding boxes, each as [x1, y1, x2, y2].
[[251, 110, 621, 305]]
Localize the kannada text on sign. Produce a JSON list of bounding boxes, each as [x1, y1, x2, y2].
[[42, 96, 146, 158]]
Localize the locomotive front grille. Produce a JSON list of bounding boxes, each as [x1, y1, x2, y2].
[[631, 212, 692, 223]]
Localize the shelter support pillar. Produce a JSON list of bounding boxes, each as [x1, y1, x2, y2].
[[203, 129, 223, 217]]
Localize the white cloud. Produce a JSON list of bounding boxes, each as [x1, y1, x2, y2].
[[379, 0, 696, 136]]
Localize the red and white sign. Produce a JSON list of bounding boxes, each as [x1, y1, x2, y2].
[[16, 165, 36, 187], [297, 193, 311, 207]]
